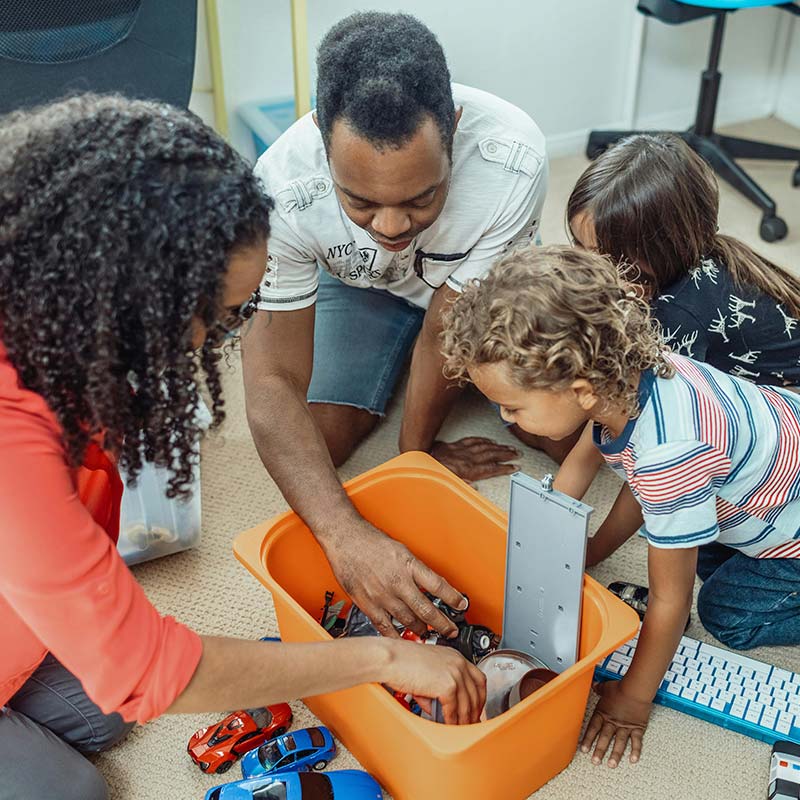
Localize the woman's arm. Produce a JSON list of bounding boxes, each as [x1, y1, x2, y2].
[[0, 405, 485, 726], [169, 635, 485, 725]]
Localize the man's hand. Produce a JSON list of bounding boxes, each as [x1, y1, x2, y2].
[[430, 437, 520, 482], [324, 520, 467, 639], [580, 680, 652, 767], [382, 638, 487, 725]]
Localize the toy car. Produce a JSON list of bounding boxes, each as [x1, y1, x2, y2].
[[204, 770, 382, 800], [188, 705, 293, 774], [768, 740, 800, 800], [240, 727, 336, 779]]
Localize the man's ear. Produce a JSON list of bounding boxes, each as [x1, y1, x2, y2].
[[571, 379, 598, 412], [312, 111, 319, 128], [453, 106, 463, 132]]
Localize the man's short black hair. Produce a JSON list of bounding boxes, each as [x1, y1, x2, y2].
[[316, 12, 456, 156]]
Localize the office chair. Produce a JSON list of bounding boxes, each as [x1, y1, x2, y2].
[[0, 0, 197, 114], [587, 0, 800, 242]]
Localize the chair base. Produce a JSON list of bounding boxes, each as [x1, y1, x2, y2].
[[586, 128, 800, 242]]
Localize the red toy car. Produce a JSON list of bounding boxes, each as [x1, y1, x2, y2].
[[188, 705, 293, 774]]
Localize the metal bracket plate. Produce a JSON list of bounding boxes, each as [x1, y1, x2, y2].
[[501, 471, 592, 672]]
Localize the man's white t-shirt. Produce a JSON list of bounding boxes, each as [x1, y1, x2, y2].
[[254, 83, 548, 312]]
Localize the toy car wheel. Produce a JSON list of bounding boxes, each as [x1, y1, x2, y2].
[[198, 762, 210, 773], [312, 760, 328, 771], [274, 727, 286, 737], [216, 760, 235, 775]]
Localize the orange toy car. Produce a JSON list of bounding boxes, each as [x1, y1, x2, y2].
[[188, 705, 293, 774]]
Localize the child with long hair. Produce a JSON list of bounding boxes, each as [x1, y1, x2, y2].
[[568, 132, 800, 386], [442, 245, 800, 767]]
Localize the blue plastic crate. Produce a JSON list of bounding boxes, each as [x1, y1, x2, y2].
[[237, 96, 315, 158]]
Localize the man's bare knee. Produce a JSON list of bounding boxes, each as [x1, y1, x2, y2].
[[310, 403, 378, 466]]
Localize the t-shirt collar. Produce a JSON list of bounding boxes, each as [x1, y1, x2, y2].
[[592, 370, 656, 455]]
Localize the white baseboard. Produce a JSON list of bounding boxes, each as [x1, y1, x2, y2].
[[776, 107, 800, 131], [545, 99, 777, 160]]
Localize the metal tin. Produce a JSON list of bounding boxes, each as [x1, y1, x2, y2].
[[477, 649, 550, 720]]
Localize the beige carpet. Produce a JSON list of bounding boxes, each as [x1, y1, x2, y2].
[[96, 117, 800, 799]]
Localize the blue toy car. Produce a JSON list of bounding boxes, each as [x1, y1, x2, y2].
[[204, 769, 382, 800], [240, 727, 336, 779]]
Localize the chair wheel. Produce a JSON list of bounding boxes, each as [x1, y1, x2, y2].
[[793, 165, 800, 188], [760, 215, 788, 243]]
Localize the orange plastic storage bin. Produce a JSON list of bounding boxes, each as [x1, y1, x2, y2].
[[234, 453, 639, 800]]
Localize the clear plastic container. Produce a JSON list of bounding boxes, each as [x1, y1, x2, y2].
[[116, 399, 210, 565]]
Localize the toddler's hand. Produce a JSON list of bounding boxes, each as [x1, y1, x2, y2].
[[580, 680, 652, 768]]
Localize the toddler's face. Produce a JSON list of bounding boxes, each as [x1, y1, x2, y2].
[[468, 361, 593, 440]]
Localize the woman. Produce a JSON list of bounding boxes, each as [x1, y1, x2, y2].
[[0, 94, 484, 800]]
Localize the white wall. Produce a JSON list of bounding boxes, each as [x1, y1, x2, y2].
[[191, 1, 798, 161], [775, 16, 800, 129], [635, 5, 786, 130]]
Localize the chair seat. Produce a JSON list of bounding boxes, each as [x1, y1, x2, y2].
[[677, 0, 790, 8]]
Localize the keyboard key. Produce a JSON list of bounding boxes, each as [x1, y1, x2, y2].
[[745, 703, 764, 725], [761, 707, 779, 729], [730, 698, 747, 718], [711, 697, 726, 711], [667, 683, 682, 696], [776, 712, 795, 736], [681, 688, 698, 702], [697, 693, 713, 707]]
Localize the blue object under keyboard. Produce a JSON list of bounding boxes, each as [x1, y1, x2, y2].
[[595, 632, 800, 745]]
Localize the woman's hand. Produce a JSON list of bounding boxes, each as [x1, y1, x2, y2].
[[382, 638, 487, 725], [580, 679, 652, 767]]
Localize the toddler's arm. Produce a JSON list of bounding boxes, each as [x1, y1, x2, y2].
[[585, 485, 643, 566], [553, 422, 604, 499], [581, 544, 697, 767]]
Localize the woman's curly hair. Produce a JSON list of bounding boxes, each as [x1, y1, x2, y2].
[[0, 93, 272, 497], [442, 245, 674, 419]]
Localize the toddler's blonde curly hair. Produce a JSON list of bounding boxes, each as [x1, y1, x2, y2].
[[441, 245, 674, 419]]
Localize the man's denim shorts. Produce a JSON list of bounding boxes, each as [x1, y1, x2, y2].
[[307, 269, 425, 416]]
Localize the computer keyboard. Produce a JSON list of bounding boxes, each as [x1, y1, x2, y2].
[[595, 631, 800, 745]]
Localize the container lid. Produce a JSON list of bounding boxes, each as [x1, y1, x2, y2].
[[501, 472, 592, 672]]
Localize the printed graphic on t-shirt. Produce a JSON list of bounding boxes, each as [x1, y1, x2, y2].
[[653, 257, 800, 387]]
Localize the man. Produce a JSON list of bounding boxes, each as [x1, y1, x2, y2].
[[242, 11, 547, 636]]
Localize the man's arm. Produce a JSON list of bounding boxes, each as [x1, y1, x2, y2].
[[241, 308, 465, 639], [241, 307, 353, 537], [399, 285, 520, 481]]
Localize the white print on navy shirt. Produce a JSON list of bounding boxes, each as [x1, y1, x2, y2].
[[689, 257, 720, 289], [777, 304, 798, 339], [729, 350, 762, 365], [728, 295, 757, 328], [708, 308, 730, 342]]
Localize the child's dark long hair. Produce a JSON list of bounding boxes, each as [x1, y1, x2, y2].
[[567, 133, 800, 317]]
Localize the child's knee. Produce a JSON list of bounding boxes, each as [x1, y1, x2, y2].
[[697, 583, 757, 650]]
